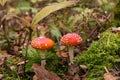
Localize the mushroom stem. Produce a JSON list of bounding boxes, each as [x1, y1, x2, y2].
[[68, 46, 74, 65], [41, 50, 46, 67]]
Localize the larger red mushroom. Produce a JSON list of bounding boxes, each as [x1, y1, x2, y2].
[[60, 33, 82, 65], [31, 37, 54, 67]]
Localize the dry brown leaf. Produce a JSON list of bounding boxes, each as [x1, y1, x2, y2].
[[59, 45, 66, 50], [0, 74, 3, 79], [68, 64, 80, 76], [81, 76, 86, 80], [112, 27, 120, 32], [17, 60, 29, 65], [14, 46, 19, 52], [32, 63, 61, 80], [33, 75, 38, 80], [73, 74, 80, 80], [0, 50, 7, 55], [104, 73, 116, 80], [0, 57, 6, 66], [60, 52, 69, 58], [25, 16, 32, 23]]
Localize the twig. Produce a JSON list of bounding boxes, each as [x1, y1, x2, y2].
[[104, 66, 109, 73], [23, 27, 33, 76]]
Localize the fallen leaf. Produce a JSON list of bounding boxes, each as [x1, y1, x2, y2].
[[111, 27, 120, 32], [14, 46, 19, 52], [68, 64, 80, 76], [32, 63, 61, 80], [104, 73, 116, 80], [60, 52, 69, 58], [73, 74, 80, 80], [0, 57, 6, 66], [17, 60, 29, 65], [25, 16, 32, 23], [59, 45, 66, 50], [0, 74, 3, 79], [33, 75, 38, 80]]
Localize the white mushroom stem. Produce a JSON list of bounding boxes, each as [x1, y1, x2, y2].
[[41, 50, 46, 67], [68, 46, 74, 65]]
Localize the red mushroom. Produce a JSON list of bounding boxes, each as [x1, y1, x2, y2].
[[60, 33, 82, 65], [31, 37, 54, 67]]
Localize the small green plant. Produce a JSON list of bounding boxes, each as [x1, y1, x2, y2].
[[1, 57, 31, 80], [22, 45, 67, 76], [76, 28, 120, 80]]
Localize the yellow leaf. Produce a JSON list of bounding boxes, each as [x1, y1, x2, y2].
[[31, 1, 78, 28], [0, 0, 7, 6]]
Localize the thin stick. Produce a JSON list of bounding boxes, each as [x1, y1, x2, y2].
[[23, 27, 33, 75], [104, 66, 109, 73]]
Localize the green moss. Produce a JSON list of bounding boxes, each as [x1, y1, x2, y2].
[[76, 29, 120, 79]]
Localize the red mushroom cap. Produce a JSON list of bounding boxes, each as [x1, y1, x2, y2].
[[60, 33, 82, 46], [31, 37, 54, 50]]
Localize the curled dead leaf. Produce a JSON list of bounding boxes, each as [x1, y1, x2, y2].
[[32, 63, 61, 80], [60, 52, 69, 58]]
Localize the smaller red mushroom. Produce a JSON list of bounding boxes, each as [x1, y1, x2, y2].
[[31, 37, 54, 67], [60, 33, 82, 65]]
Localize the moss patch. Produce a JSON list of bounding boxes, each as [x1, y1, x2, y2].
[[76, 28, 120, 79]]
